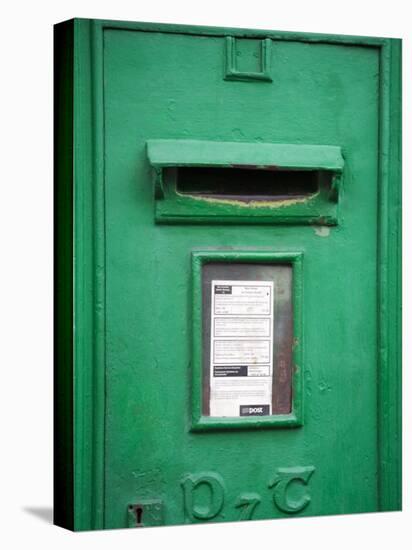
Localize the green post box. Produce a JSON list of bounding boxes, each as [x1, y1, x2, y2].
[[54, 18, 402, 531]]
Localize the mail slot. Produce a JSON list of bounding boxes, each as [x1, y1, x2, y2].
[[175, 166, 320, 199], [147, 139, 343, 223], [54, 18, 402, 531]]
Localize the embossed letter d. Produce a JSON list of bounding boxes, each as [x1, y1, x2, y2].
[[181, 473, 225, 522]]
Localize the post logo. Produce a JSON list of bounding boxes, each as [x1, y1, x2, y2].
[[240, 405, 270, 416]]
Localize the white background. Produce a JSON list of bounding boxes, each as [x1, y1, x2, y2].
[[0, 1, 409, 548]]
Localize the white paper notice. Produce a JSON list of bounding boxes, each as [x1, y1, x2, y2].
[[210, 280, 273, 417]]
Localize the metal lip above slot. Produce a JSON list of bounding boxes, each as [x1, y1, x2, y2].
[[146, 139, 344, 225]]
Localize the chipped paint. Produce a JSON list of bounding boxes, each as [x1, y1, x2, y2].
[[314, 226, 331, 237], [175, 189, 319, 209]]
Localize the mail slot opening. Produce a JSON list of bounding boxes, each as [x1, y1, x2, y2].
[[174, 166, 324, 201]]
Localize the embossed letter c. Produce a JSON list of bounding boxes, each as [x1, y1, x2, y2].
[[269, 466, 315, 514]]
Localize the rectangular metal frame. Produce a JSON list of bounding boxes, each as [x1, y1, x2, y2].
[[191, 250, 303, 431]]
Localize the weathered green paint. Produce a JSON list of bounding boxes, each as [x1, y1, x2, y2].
[[54, 18, 402, 531]]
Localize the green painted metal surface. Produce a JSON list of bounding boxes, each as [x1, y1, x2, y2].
[[54, 18, 402, 531]]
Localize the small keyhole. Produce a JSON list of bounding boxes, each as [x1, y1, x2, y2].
[[135, 506, 143, 526]]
